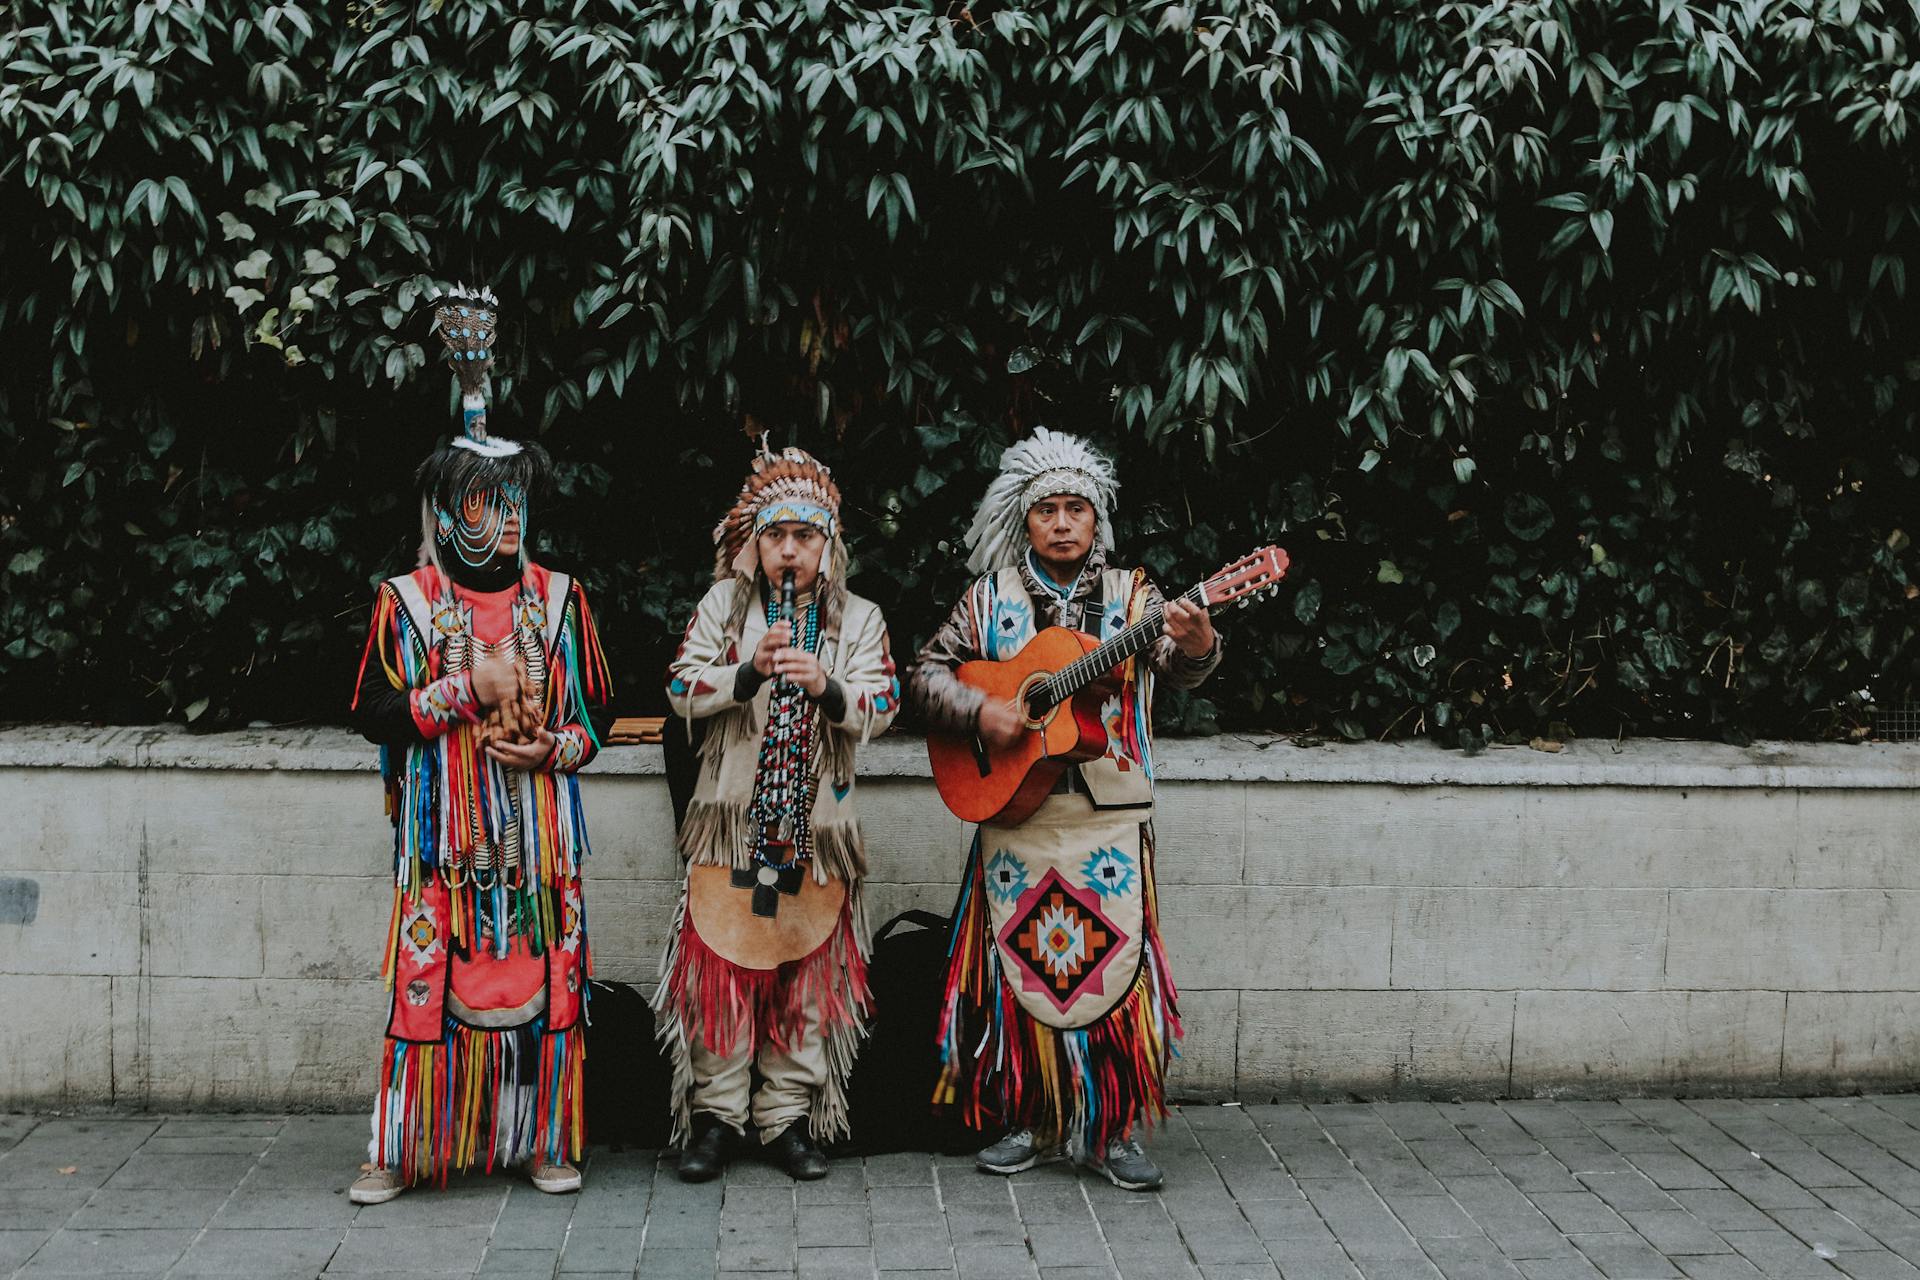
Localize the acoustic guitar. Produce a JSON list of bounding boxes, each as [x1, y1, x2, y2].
[[927, 546, 1290, 825]]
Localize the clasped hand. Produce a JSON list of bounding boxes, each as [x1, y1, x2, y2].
[[753, 620, 828, 698], [471, 652, 555, 768]]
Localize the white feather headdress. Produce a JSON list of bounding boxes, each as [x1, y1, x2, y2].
[[964, 428, 1119, 574]]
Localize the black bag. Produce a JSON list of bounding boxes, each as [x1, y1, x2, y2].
[[837, 909, 981, 1156], [583, 978, 675, 1149]]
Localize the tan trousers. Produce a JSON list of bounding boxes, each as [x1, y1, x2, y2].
[[688, 1001, 827, 1142]]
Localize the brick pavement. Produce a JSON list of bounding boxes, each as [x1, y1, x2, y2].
[[3, 1098, 1920, 1279]]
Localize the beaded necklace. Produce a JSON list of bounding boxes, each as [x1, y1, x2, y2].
[[746, 587, 822, 872]]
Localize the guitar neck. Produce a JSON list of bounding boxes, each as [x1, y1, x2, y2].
[[1031, 584, 1206, 712]]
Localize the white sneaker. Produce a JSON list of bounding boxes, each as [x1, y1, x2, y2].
[[348, 1166, 407, 1205], [528, 1161, 582, 1194]]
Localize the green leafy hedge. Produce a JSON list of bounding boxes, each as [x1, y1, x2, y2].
[[3, 1, 1916, 744]]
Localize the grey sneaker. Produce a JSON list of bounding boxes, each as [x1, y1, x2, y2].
[[1096, 1135, 1163, 1191], [975, 1129, 1063, 1175]]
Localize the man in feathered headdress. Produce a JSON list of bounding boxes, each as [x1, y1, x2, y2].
[[347, 286, 612, 1203], [659, 444, 901, 1182], [911, 427, 1221, 1190]]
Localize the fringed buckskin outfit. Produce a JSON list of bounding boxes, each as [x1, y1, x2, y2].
[[911, 430, 1220, 1164], [350, 287, 612, 1187], [657, 448, 900, 1147]]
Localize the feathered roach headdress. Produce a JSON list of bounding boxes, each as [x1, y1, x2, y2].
[[413, 284, 551, 569], [964, 427, 1118, 574]]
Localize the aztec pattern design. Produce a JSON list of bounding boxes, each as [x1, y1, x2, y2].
[[987, 593, 1034, 659], [1080, 846, 1136, 899], [984, 849, 1030, 904], [997, 869, 1128, 1016]]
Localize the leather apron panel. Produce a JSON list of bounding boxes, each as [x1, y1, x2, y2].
[[980, 792, 1146, 1030], [687, 863, 848, 971]]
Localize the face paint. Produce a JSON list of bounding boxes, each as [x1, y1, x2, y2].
[[437, 483, 526, 568]]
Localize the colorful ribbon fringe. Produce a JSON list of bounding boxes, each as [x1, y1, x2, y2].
[[935, 830, 1182, 1162], [373, 1021, 585, 1185]]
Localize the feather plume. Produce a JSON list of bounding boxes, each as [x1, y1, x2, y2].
[[964, 428, 1118, 574]]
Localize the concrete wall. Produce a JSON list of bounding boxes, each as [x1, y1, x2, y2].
[[1, 725, 1917, 1110]]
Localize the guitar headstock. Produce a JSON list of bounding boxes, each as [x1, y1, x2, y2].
[[1200, 545, 1290, 610]]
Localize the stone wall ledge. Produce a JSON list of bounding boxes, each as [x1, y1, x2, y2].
[[1, 722, 1915, 789]]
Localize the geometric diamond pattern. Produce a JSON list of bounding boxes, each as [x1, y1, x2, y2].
[[998, 869, 1128, 1015]]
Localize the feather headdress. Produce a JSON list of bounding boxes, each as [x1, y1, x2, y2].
[[712, 444, 844, 582], [964, 427, 1118, 574], [414, 284, 551, 569]]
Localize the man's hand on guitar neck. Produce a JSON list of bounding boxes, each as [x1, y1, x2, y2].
[[977, 698, 1027, 749], [1163, 597, 1217, 658]]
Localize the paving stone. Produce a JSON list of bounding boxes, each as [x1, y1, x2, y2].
[[173, 1226, 343, 1274], [1715, 1168, 1828, 1212], [1470, 1211, 1577, 1261], [99, 1150, 257, 1190], [1353, 1261, 1444, 1280], [564, 1185, 649, 1229], [798, 1244, 880, 1279], [956, 1244, 1042, 1279], [478, 1249, 562, 1278], [1578, 1172, 1685, 1214], [1673, 1257, 1765, 1280], [1025, 1220, 1108, 1268], [1515, 1260, 1605, 1280], [873, 1219, 956, 1270], [637, 1246, 719, 1279], [1585, 1125, 1675, 1156], [1760, 1151, 1864, 1189], [0, 1229, 53, 1272], [865, 1153, 937, 1186], [1619, 1209, 1730, 1256], [1501, 1108, 1594, 1142], [1376, 1105, 1463, 1144], [213, 1187, 358, 1230], [1405, 1143, 1496, 1179], [1491, 1156, 1583, 1195], [1240, 1198, 1334, 1243], [18, 1226, 196, 1275], [358, 1182, 510, 1227], [1014, 1183, 1095, 1224], [0, 1188, 90, 1230], [1181, 1219, 1270, 1265], [1623, 1153, 1725, 1192], [1565, 1231, 1681, 1279], [1668, 1191, 1776, 1234], [1720, 1229, 1844, 1280], [947, 1203, 1030, 1248], [717, 1217, 796, 1272], [1527, 1194, 1629, 1236], [67, 1184, 229, 1230], [1664, 1134, 1759, 1173], [1808, 1187, 1920, 1252], [1383, 1196, 1479, 1239], [1274, 1258, 1367, 1280], [1441, 1179, 1534, 1219], [1119, 1250, 1200, 1280], [326, 1224, 491, 1273], [800, 1201, 874, 1247], [1834, 1255, 1920, 1280], [1536, 1142, 1635, 1177], [1766, 1208, 1883, 1254], [1418, 1235, 1524, 1280]]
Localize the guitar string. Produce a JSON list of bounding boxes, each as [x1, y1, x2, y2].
[[1029, 583, 1209, 713]]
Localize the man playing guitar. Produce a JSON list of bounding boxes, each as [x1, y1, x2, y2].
[[911, 428, 1220, 1191]]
